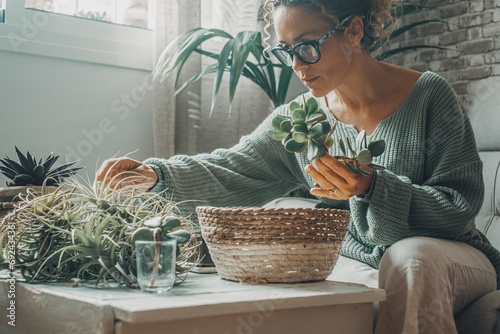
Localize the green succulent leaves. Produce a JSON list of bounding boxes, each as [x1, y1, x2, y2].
[[338, 130, 386, 175], [269, 97, 387, 175], [269, 95, 335, 160], [131, 216, 191, 254]]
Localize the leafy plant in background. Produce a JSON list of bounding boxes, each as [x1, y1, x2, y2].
[[154, 29, 294, 115], [370, 0, 447, 60], [153, 0, 444, 114], [0, 175, 200, 286]]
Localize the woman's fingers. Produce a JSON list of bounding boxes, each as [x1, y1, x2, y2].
[[310, 186, 345, 199], [96, 158, 158, 192], [305, 154, 374, 199], [305, 164, 337, 190], [314, 157, 348, 186]]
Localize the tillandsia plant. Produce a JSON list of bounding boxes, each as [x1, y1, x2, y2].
[[269, 96, 386, 176], [268, 95, 335, 161], [0, 174, 200, 286], [0, 146, 82, 187]]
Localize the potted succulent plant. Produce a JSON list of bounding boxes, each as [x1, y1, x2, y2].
[[0, 146, 82, 203], [0, 174, 200, 286], [269, 95, 386, 174]]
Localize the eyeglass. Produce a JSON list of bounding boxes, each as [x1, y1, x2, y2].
[[271, 14, 358, 67]]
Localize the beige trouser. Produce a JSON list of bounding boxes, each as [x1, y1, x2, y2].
[[328, 237, 497, 334]]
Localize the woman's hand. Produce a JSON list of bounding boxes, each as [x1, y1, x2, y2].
[[304, 153, 373, 200], [96, 157, 158, 193]]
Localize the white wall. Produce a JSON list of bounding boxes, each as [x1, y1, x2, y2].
[[0, 50, 154, 186]]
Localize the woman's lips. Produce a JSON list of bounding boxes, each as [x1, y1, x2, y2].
[[302, 77, 319, 86]]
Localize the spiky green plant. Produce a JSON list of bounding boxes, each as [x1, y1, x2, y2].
[[0, 146, 82, 187], [0, 173, 200, 286], [269, 96, 386, 175]]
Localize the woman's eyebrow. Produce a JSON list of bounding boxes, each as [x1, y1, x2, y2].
[[279, 31, 318, 44]]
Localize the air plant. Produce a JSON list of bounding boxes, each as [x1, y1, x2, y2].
[[0, 172, 201, 287], [269, 96, 386, 175]]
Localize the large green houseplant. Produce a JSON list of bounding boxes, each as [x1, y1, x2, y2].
[[153, 0, 445, 114]]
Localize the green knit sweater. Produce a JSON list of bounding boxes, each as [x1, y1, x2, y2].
[[145, 71, 500, 287]]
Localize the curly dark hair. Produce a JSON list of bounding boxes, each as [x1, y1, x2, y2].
[[262, 0, 401, 52]]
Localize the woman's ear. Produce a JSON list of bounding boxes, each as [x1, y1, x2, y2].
[[343, 16, 365, 47]]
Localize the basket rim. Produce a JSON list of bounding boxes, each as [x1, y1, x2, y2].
[[195, 205, 349, 215]]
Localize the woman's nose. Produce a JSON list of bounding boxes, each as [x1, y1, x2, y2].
[[292, 56, 308, 72]]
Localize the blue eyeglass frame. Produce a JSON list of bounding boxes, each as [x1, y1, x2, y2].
[[271, 14, 359, 66]]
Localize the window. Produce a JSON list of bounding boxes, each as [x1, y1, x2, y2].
[[0, 0, 153, 71], [0, 0, 5, 23], [25, 0, 150, 29]]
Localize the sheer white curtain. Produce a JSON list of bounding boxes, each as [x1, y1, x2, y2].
[[152, 0, 273, 158]]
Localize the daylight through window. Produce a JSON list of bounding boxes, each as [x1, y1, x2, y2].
[[24, 0, 149, 28]]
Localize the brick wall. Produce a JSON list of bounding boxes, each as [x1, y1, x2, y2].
[[385, 0, 500, 108]]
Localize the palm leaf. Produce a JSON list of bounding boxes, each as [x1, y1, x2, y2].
[[173, 29, 231, 88], [228, 31, 261, 112], [265, 61, 277, 103], [276, 65, 294, 107], [392, 19, 447, 39], [375, 45, 448, 61], [211, 39, 235, 115], [371, 19, 447, 53], [391, 2, 430, 18], [152, 28, 202, 80], [244, 62, 273, 99], [174, 64, 217, 96], [153, 28, 233, 84]]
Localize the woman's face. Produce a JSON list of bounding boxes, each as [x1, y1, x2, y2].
[[273, 6, 352, 97]]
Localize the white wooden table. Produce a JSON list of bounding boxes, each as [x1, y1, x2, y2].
[[0, 272, 385, 334]]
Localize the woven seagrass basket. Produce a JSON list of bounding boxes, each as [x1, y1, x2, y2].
[[196, 206, 349, 284]]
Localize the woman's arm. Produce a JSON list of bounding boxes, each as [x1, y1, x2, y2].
[[143, 106, 308, 218]]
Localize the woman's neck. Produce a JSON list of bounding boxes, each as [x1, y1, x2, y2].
[[326, 56, 396, 113]]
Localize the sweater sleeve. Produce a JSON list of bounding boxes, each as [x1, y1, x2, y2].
[[143, 106, 306, 220], [348, 74, 485, 245]]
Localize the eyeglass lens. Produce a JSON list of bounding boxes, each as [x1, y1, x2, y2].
[[274, 43, 319, 66]]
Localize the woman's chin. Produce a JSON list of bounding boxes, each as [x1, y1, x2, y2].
[[308, 87, 328, 98]]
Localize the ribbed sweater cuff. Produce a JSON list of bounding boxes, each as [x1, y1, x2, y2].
[[369, 170, 412, 224], [353, 170, 378, 203], [143, 158, 170, 194]]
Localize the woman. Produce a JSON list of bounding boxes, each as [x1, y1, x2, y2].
[[97, 0, 499, 332]]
